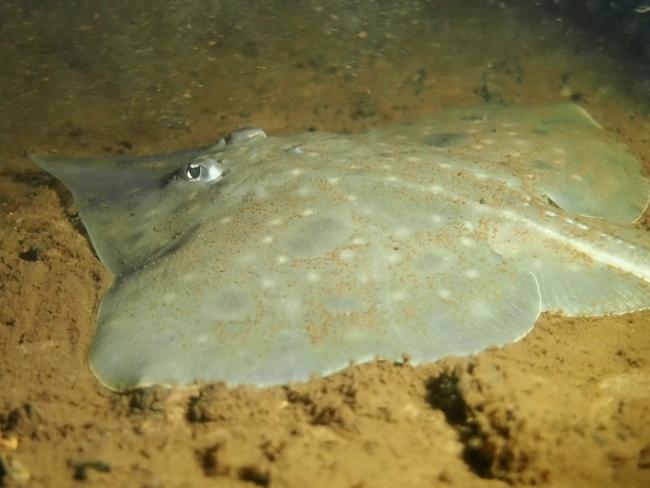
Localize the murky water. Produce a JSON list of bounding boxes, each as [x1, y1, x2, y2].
[[1, 0, 648, 164]]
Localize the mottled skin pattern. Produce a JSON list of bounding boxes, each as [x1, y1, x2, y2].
[[33, 104, 650, 390]]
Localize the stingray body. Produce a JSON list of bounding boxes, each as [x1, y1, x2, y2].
[[33, 104, 650, 391]]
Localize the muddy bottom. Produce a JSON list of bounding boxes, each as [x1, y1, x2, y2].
[[1, 1, 649, 487]]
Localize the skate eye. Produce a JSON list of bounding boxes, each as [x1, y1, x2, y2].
[[178, 159, 225, 184], [185, 163, 202, 180]]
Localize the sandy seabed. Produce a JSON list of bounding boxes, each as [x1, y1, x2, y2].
[[1, 1, 649, 486]]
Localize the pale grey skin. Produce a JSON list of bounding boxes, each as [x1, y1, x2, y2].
[[33, 103, 650, 391]]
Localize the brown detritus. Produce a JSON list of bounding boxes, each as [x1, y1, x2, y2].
[[0, 453, 30, 485], [127, 386, 172, 415], [69, 460, 111, 481], [238, 464, 271, 487], [195, 444, 230, 477]]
